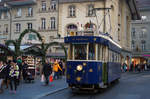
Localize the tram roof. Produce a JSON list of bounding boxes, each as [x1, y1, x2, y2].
[[64, 36, 121, 53]]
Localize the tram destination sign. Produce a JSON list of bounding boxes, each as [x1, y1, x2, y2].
[[64, 36, 99, 43]]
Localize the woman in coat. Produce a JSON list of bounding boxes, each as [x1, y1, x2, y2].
[[9, 60, 19, 94]]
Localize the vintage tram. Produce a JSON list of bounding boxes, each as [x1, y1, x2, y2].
[[64, 35, 121, 90]]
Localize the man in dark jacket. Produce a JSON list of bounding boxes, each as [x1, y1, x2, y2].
[[42, 60, 52, 86], [4, 60, 11, 89], [22, 61, 28, 81]]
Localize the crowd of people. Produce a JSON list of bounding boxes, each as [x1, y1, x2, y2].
[[0, 58, 66, 94], [0, 60, 20, 94], [121, 62, 150, 73]]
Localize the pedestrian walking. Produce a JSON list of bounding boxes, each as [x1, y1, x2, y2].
[[17, 58, 22, 85], [42, 60, 52, 86], [137, 64, 141, 73], [53, 61, 62, 80], [22, 61, 28, 82], [4, 60, 11, 89], [9, 60, 19, 94], [0, 61, 6, 93]]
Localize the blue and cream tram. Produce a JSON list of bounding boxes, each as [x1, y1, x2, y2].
[[64, 35, 121, 90]]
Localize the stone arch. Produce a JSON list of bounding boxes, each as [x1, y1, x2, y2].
[[44, 42, 67, 61], [66, 24, 78, 36], [17, 29, 44, 56]]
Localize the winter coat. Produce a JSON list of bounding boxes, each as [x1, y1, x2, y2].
[[53, 62, 62, 72], [5, 64, 11, 78], [42, 63, 52, 77], [0, 65, 7, 79]]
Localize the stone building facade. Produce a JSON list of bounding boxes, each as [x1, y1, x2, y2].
[[131, 6, 150, 64], [0, 0, 59, 44]]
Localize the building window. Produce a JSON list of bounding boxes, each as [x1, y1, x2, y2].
[[16, 23, 21, 32], [141, 16, 147, 20], [68, 5, 76, 17], [51, 0, 56, 11], [28, 7, 33, 16], [4, 11, 9, 19], [50, 17, 56, 29], [42, 1, 46, 11], [28, 34, 37, 40], [87, 5, 95, 16], [132, 28, 136, 38], [131, 40, 135, 50], [41, 18, 46, 29], [27, 23, 32, 29], [17, 8, 22, 17], [140, 27, 147, 38], [67, 24, 77, 35], [141, 41, 146, 51], [4, 24, 8, 33]]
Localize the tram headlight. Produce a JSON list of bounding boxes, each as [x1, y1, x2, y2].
[[76, 65, 83, 71]]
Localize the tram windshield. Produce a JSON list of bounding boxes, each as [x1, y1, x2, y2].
[[74, 44, 87, 60]]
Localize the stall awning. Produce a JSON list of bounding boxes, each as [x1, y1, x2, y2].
[[46, 53, 66, 58], [8, 45, 32, 51]]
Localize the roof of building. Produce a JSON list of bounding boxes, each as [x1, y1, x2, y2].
[[7, 0, 36, 6]]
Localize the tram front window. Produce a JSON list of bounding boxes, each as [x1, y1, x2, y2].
[[74, 44, 87, 60]]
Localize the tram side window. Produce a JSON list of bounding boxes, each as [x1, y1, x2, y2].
[[118, 54, 121, 63], [109, 50, 111, 62], [98, 45, 101, 60], [112, 52, 115, 62], [117, 53, 120, 63], [115, 53, 117, 62], [116, 53, 118, 62], [74, 44, 87, 60], [68, 44, 73, 60], [88, 43, 95, 60], [101, 46, 105, 61]]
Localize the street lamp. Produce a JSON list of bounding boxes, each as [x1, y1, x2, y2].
[[4, 3, 12, 40]]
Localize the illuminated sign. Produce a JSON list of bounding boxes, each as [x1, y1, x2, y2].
[[143, 54, 150, 57]]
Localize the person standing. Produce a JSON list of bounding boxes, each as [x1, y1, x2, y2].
[[0, 61, 6, 93], [22, 61, 28, 82], [53, 61, 62, 80], [17, 58, 22, 85], [4, 60, 11, 89], [9, 60, 19, 94], [42, 60, 52, 86]]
